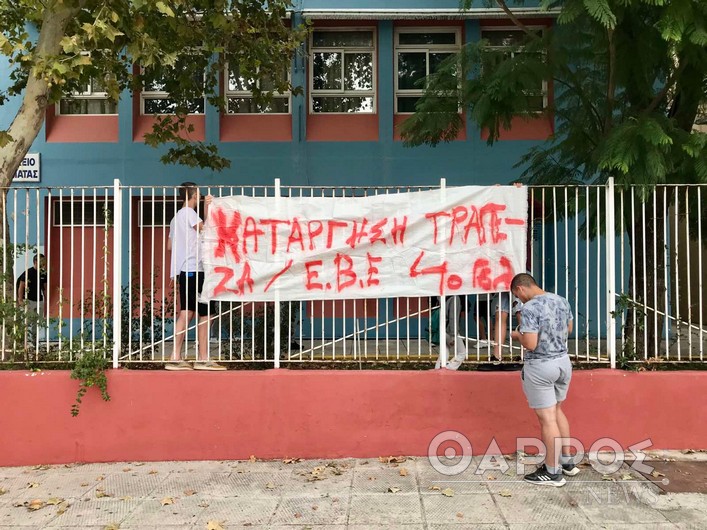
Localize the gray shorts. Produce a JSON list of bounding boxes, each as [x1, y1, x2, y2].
[[521, 355, 572, 409]]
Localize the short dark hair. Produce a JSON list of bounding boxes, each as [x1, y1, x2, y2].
[[33, 253, 45, 263], [511, 273, 537, 291], [179, 182, 198, 204]]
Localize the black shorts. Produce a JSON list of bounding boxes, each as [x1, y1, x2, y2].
[[473, 296, 492, 319], [178, 271, 216, 317]]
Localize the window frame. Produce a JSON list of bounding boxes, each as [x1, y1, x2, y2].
[[140, 66, 206, 116], [309, 27, 377, 115], [51, 198, 115, 228], [480, 26, 549, 113], [55, 52, 118, 116], [394, 27, 462, 115], [224, 60, 292, 115]]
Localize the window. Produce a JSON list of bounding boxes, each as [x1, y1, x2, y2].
[[310, 29, 375, 113], [52, 199, 114, 227], [225, 61, 290, 114], [138, 199, 178, 227], [480, 28, 547, 112], [141, 67, 206, 115], [395, 28, 461, 114], [58, 77, 117, 115]]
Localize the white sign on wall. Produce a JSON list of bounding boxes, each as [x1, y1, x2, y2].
[[201, 186, 528, 302], [14, 153, 41, 182]]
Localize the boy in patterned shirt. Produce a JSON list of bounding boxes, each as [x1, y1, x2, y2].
[[510, 273, 579, 487]]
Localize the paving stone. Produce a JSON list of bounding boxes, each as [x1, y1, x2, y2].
[[270, 495, 348, 525], [428, 525, 508, 530], [0, 498, 63, 527], [195, 497, 280, 526], [6, 473, 99, 502], [94, 471, 167, 498], [421, 492, 504, 525], [45, 499, 140, 527], [148, 471, 231, 498], [287, 468, 353, 497], [213, 471, 293, 497], [120, 496, 208, 526], [349, 493, 423, 525], [578, 498, 673, 524], [494, 490, 590, 524], [651, 492, 707, 525], [352, 467, 418, 495]]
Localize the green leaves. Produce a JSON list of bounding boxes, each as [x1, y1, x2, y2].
[[155, 1, 175, 17], [583, 0, 617, 29]]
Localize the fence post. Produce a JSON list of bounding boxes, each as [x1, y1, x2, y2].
[[438, 178, 447, 368], [606, 177, 617, 368], [112, 179, 122, 369], [273, 178, 281, 369]]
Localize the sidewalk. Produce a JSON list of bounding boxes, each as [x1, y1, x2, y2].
[[0, 454, 705, 529]]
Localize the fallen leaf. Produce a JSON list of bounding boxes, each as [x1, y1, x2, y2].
[[498, 489, 512, 498], [682, 449, 695, 454], [487, 475, 497, 481], [650, 470, 666, 478], [441, 488, 455, 497], [265, 482, 276, 490], [28, 499, 45, 511], [161, 497, 174, 506], [198, 500, 210, 508], [387, 487, 401, 493], [621, 473, 634, 480], [249, 455, 257, 463], [399, 467, 408, 477], [96, 490, 114, 498], [27, 482, 40, 488], [294, 512, 302, 518], [569, 499, 578, 507], [56, 500, 69, 515], [122, 467, 131, 472], [148, 469, 159, 475], [283, 458, 302, 464], [0, 487, 8, 495], [104, 524, 121, 530], [133, 462, 145, 466], [379, 455, 407, 464], [428, 485, 441, 491], [12, 501, 24, 507], [32, 464, 50, 471], [456, 512, 464, 518], [601, 475, 615, 482], [206, 521, 225, 530], [183, 489, 197, 496], [46, 497, 64, 505], [80, 482, 90, 487], [96, 475, 105, 481], [119, 496, 133, 501]]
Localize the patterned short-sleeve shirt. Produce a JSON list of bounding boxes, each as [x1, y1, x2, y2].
[[519, 293, 573, 361]]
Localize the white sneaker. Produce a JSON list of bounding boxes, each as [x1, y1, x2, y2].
[[445, 337, 467, 370]]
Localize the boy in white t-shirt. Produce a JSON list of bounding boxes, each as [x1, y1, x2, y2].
[[166, 182, 225, 371]]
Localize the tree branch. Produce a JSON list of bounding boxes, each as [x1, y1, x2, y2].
[[494, 0, 542, 39], [644, 60, 686, 116], [604, 28, 616, 133]]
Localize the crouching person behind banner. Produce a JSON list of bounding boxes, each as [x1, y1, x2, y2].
[[166, 182, 225, 371]]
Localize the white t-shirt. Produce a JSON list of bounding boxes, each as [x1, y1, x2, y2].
[[169, 207, 202, 278]]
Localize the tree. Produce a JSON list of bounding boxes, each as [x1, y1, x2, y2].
[[401, 0, 707, 358], [0, 0, 307, 181], [0, 0, 306, 358]]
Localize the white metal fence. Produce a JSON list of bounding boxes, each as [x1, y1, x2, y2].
[[1, 180, 704, 368]]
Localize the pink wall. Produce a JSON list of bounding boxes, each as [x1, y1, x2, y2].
[[0, 369, 704, 466]]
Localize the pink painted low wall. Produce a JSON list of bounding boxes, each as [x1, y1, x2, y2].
[[0, 369, 704, 466]]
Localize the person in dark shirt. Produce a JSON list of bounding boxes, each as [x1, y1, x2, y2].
[[16, 253, 47, 343]]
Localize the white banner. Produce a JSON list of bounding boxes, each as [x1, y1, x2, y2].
[[201, 186, 528, 302]]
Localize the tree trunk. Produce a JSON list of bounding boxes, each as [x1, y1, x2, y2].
[[0, 6, 77, 360]]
